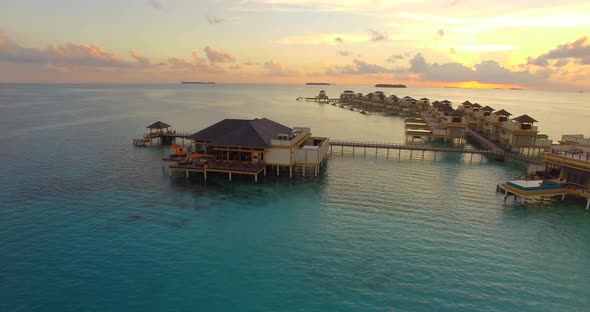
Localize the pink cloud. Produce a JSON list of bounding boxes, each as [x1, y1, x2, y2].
[[0, 32, 149, 68], [166, 51, 225, 73], [130, 50, 150, 64], [204, 46, 235, 63], [262, 60, 298, 76]]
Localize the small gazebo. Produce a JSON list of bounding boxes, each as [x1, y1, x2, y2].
[[147, 121, 171, 134]]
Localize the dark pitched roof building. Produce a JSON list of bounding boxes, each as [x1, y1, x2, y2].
[[451, 109, 464, 116], [188, 118, 292, 149], [147, 121, 171, 129], [513, 114, 538, 123], [493, 109, 512, 116]]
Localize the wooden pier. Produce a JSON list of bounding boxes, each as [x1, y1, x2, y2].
[[328, 140, 544, 164], [132, 121, 193, 146], [302, 97, 340, 104]]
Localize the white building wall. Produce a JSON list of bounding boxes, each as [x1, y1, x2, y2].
[[293, 149, 320, 164], [265, 148, 291, 165]]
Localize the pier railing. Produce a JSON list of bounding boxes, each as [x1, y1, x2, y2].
[[329, 140, 544, 164], [147, 131, 193, 138], [330, 140, 490, 153]]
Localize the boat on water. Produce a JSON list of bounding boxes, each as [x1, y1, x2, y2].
[[349, 107, 354, 111], [360, 110, 367, 115]]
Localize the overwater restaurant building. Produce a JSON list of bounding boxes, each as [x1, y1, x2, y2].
[[169, 118, 329, 181]]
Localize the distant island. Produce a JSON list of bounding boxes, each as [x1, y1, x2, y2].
[[306, 82, 331, 85], [494, 87, 524, 90], [374, 84, 407, 88], [181, 81, 216, 84]]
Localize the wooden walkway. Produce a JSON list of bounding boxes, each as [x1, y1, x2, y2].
[[464, 128, 544, 163], [134, 131, 193, 146], [465, 128, 504, 153], [147, 131, 192, 139], [329, 140, 543, 164]]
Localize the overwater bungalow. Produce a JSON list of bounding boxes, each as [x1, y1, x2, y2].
[[488, 109, 512, 141], [500, 114, 551, 154], [474, 106, 495, 131], [167, 118, 329, 182], [499, 134, 590, 209], [340, 90, 355, 101]]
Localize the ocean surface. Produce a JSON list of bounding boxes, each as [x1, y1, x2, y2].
[[1, 83, 590, 311]]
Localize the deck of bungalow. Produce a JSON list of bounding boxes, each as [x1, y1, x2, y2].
[[169, 158, 267, 182], [498, 134, 590, 209]]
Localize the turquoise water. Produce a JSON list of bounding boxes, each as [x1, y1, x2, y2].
[[1, 84, 590, 311]]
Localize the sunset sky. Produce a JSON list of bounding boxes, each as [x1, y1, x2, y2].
[[1, 0, 589, 90]]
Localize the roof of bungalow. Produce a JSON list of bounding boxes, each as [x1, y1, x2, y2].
[[375, 91, 384, 94], [451, 109, 464, 116], [471, 103, 482, 108], [493, 109, 512, 116], [513, 114, 538, 123], [147, 121, 171, 129], [481, 105, 495, 112], [343, 90, 354, 93], [420, 97, 429, 100], [431, 100, 441, 105], [441, 100, 452, 104], [188, 118, 292, 149], [443, 105, 454, 112], [462, 100, 472, 105]]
